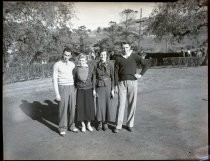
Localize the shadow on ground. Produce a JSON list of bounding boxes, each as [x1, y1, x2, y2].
[[20, 99, 59, 134], [19, 98, 118, 133]]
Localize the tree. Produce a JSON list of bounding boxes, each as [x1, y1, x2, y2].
[[102, 21, 120, 51], [72, 25, 90, 53], [96, 27, 102, 33], [147, 0, 207, 43], [3, 1, 75, 67], [120, 9, 138, 41], [108, 21, 117, 46]]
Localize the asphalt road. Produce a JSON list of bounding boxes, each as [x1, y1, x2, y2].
[[3, 66, 208, 160]]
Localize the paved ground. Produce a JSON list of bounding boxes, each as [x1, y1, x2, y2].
[[3, 66, 208, 160]]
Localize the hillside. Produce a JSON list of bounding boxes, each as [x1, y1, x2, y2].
[[87, 20, 207, 52]]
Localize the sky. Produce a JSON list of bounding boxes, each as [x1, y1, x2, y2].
[[71, 2, 158, 31]]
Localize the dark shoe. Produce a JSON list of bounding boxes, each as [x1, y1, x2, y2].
[[113, 128, 119, 133], [127, 127, 133, 132], [102, 123, 108, 131], [97, 122, 102, 131]]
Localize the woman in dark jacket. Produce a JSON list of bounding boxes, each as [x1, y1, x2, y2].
[[94, 50, 115, 131]]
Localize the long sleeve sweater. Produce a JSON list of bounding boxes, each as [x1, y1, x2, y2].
[[73, 62, 95, 90], [114, 52, 149, 85], [53, 60, 75, 85], [52, 60, 75, 97]]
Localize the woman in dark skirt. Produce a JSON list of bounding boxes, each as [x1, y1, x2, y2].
[[95, 50, 115, 131], [74, 54, 96, 132]]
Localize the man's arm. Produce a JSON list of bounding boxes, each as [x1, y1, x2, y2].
[[139, 56, 149, 75], [52, 63, 60, 101], [137, 54, 149, 76], [92, 64, 97, 97], [114, 59, 120, 93], [92, 64, 96, 90], [110, 62, 115, 90], [114, 59, 119, 86], [134, 53, 149, 79]]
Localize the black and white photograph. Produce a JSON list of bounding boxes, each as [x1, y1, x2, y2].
[[3, 1, 208, 160]]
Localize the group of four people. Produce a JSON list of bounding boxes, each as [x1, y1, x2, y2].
[[53, 42, 149, 136]]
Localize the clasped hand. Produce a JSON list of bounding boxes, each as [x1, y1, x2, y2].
[[93, 89, 115, 98], [134, 74, 142, 79]]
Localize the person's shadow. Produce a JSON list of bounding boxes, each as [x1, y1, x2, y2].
[[20, 99, 59, 134]]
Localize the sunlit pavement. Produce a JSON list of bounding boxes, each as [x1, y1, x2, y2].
[[3, 66, 208, 160]]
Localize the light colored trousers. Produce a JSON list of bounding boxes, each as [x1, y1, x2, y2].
[[116, 80, 138, 129], [58, 85, 76, 132]]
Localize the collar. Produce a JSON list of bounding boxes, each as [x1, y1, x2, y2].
[[77, 64, 89, 67], [61, 60, 70, 64], [121, 50, 133, 59], [99, 61, 107, 66]]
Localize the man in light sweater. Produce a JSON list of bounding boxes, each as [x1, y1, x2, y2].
[[114, 42, 149, 133], [53, 47, 79, 136]]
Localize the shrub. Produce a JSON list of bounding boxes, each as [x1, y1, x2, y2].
[[3, 63, 54, 84], [3, 57, 205, 84]]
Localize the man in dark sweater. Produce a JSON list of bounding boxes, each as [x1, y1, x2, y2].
[[114, 42, 149, 133]]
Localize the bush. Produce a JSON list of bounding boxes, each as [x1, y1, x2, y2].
[[146, 57, 204, 67], [3, 57, 205, 84], [3, 63, 54, 84]]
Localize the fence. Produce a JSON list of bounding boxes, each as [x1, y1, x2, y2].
[[3, 57, 205, 84], [3, 63, 54, 84]]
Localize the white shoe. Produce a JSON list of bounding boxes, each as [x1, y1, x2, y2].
[[60, 131, 66, 136], [81, 126, 86, 132], [71, 128, 79, 133], [87, 125, 93, 132]]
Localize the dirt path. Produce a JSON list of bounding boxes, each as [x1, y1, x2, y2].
[[3, 66, 208, 160]]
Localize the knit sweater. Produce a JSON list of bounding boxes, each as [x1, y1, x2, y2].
[[53, 60, 75, 85], [114, 52, 148, 84], [73, 62, 95, 89], [76, 66, 89, 82]]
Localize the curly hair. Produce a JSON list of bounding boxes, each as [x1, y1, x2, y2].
[[78, 53, 87, 60]]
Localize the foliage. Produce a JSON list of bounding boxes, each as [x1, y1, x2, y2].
[[97, 21, 122, 53], [93, 9, 139, 55], [93, 1, 207, 56], [96, 27, 102, 33], [3, 63, 54, 84], [93, 9, 144, 54], [3, 1, 75, 67], [146, 0, 208, 42], [72, 25, 91, 54], [119, 9, 139, 42], [3, 56, 204, 84], [3, 1, 207, 68]]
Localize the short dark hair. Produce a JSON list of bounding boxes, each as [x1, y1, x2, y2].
[[121, 41, 131, 46], [63, 47, 71, 54], [99, 49, 108, 56], [99, 48, 107, 53]]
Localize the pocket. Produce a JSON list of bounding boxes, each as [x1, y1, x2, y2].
[[58, 85, 65, 99], [130, 80, 137, 88]]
